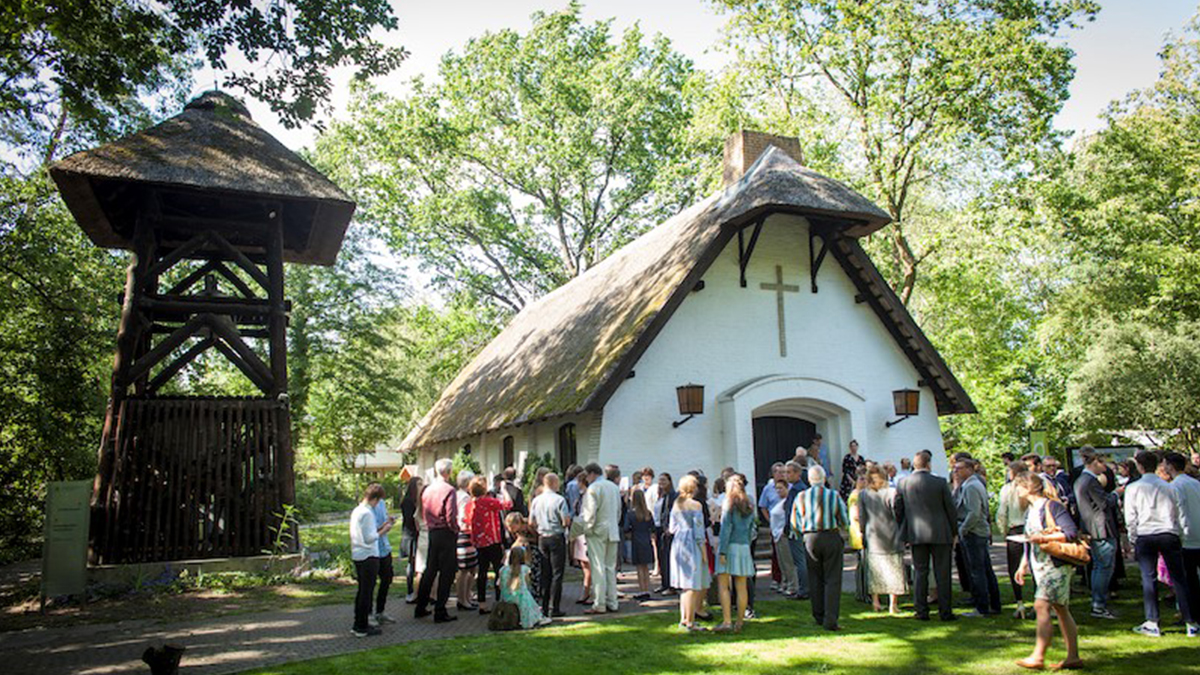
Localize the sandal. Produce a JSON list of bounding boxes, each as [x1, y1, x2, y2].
[[1053, 660, 1084, 671], [733, 621, 744, 633], [1015, 659, 1045, 670], [712, 623, 734, 633]]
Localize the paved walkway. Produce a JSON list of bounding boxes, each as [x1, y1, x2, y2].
[[0, 546, 1010, 675]]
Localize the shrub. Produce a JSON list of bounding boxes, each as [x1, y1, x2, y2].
[[521, 452, 559, 496]]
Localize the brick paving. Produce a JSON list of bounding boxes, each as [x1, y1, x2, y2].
[[0, 546, 1010, 675]]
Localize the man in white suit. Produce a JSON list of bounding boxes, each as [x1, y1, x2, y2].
[[580, 462, 622, 614]]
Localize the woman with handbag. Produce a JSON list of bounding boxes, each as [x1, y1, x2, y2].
[[1014, 470, 1084, 671]]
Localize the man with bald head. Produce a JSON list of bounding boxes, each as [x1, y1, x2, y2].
[[530, 472, 572, 617]]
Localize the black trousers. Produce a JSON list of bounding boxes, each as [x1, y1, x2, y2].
[[1183, 547, 1200, 622], [376, 553, 394, 614], [804, 531, 844, 630], [540, 533, 567, 613], [657, 531, 673, 588], [476, 543, 504, 604], [1005, 526, 1025, 603], [912, 543, 954, 620], [954, 540, 973, 595], [1134, 533, 1194, 624], [416, 529, 457, 615], [353, 556, 380, 631]]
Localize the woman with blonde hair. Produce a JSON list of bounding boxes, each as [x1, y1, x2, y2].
[[714, 475, 756, 632], [669, 474, 710, 631], [858, 465, 907, 614], [498, 546, 551, 628], [1014, 470, 1082, 670]]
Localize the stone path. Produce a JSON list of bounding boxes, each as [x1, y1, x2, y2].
[[0, 546, 1010, 675]]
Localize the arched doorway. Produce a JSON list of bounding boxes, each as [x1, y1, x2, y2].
[[752, 416, 816, 498]]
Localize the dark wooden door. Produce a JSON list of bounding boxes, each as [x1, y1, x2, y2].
[[752, 416, 816, 498]]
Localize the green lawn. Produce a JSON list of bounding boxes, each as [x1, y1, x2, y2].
[[244, 594, 1200, 675]]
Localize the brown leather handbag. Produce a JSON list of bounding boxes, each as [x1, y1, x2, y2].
[[1039, 502, 1090, 566]]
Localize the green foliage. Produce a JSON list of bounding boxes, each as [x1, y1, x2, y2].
[[264, 504, 301, 559], [3, 0, 405, 132], [521, 452, 559, 497], [1062, 322, 1200, 453], [450, 448, 482, 484], [314, 3, 701, 312]]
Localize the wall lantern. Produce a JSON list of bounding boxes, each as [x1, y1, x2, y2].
[[673, 384, 705, 428], [885, 388, 921, 428]]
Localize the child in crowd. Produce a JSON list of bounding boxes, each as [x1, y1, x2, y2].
[[499, 546, 551, 628]]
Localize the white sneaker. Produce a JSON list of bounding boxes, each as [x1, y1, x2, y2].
[[1187, 623, 1200, 638], [375, 612, 396, 624], [1133, 621, 1161, 637], [537, 616, 552, 626]]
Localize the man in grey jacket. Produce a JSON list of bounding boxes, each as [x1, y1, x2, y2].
[[954, 459, 1001, 616], [1074, 447, 1119, 619], [895, 450, 959, 621]]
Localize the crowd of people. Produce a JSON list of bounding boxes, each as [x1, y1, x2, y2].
[[346, 439, 1200, 669]]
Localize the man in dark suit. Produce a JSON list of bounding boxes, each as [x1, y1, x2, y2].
[[1074, 447, 1120, 619], [896, 450, 959, 621], [502, 466, 527, 516]]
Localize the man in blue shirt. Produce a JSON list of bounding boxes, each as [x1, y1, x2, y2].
[[782, 460, 809, 600], [369, 488, 397, 627]]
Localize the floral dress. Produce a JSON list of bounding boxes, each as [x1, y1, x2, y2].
[[841, 453, 866, 499], [498, 563, 546, 629], [1024, 497, 1075, 605]]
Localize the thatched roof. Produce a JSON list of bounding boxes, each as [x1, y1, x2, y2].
[[399, 147, 973, 452], [50, 91, 354, 265]]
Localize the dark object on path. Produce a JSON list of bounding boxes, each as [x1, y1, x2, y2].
[[142, 644, 185, 675]]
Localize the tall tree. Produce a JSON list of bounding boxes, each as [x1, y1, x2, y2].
[[316, 3, 699, 312], [712, 0, 1097, 304]]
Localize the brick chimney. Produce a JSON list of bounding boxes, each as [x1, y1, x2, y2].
[[723, 130, 804, 186]]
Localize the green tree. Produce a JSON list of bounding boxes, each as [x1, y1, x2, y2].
[[316, 3, 699, 312], [711, 0, 1097, 304], [1063, 322, 1200, 454], [2, 0, 405, 133]]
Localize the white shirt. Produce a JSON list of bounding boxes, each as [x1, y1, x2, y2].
[[769, 499, 788, 541], [1125, 474, 1182, 544], [350, 502, 380, 561], [1171, 473, 1200, 549]]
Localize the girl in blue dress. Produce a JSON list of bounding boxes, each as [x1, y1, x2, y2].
[[715, 475, 756, 632], [670, 474, 710, 632], [499, 546, 551, 629]]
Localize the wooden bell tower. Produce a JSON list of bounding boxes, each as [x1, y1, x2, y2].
[[50, 92, 355, 564]]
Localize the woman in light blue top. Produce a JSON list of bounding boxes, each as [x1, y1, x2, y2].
[[669, 474, 710, 632], [715, 475, 756, 632]]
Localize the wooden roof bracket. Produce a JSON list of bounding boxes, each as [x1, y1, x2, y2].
[[737, 217, 765, 288], [809, 221, 833, 293]]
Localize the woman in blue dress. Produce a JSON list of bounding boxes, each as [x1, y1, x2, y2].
[[715, 475, 756, 632], [670, 474, 710, 632]]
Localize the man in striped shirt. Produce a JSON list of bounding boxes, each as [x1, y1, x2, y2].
[[790, 464, 849, 631]]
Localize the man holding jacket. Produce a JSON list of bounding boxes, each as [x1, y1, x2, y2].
[[1074, 447, 1120, 619]]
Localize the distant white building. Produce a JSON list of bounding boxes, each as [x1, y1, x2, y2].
[[399, 132, 975, 494]]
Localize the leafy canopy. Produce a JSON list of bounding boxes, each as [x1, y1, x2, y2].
[[316, 3, 699, 312]]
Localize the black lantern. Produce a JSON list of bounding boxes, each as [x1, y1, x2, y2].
[[673, 384, 704, 428], [885, 388, 921, 428]]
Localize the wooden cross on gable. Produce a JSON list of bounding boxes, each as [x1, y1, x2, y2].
[[760, 265, 799, 357]]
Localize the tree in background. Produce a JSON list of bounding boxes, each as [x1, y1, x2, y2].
[[316, 3, 700, 312], [711, 0, 1098, 304], [1063, 322, 1200, 454]]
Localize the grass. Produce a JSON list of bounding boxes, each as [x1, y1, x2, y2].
[[242, 592, 1200, 675]]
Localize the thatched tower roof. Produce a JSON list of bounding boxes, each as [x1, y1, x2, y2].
[[50, 91, 354, 265], [399, 146, 973, 452]]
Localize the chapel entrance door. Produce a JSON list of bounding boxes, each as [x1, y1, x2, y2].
[[752, 416, 816, 500]]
